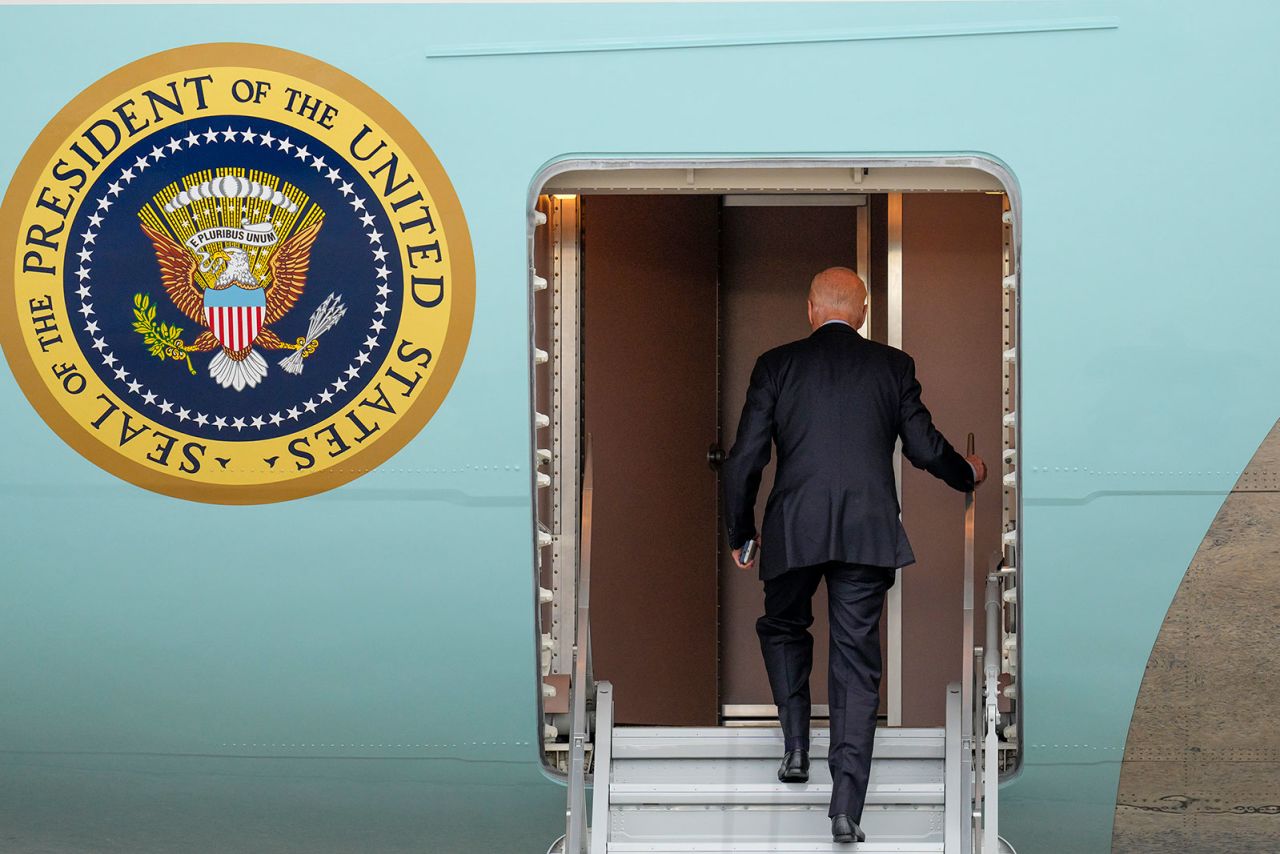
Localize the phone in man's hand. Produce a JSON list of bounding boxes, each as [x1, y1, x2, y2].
[[739, 538, 758, 566]]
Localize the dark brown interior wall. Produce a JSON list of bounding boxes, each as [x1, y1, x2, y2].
[[899, 193, 1004, 726], [581, 194, 721, 726]]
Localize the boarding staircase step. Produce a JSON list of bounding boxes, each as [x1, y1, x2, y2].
[[606, 843, 943, 853], [605, 804, 945, 847], [603, 725, 947, 850], [609, 781, 943, 806], [611, 727, 944, 760]]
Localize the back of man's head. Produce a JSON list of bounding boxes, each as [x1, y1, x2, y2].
[[808, 266, 867, 328]]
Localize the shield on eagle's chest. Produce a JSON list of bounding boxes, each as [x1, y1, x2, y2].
[[203, 285, 268, 352]]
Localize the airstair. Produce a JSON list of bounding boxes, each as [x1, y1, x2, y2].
[[550, 441, 1013, 854], [595, 715, 951, 853]]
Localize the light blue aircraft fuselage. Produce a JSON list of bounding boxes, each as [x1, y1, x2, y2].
[[0, 3, 1274, 852]]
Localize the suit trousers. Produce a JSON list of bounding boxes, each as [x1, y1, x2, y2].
[[755, 560, 896, 821]]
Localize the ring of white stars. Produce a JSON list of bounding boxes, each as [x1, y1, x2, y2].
[[71, 125, 397, 434]]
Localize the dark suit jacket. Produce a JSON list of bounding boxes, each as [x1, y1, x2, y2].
[[722, 321, 974, 581]]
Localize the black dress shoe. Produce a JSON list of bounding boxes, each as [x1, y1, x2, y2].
[[831, 814, 866, 844], [777, 748, 809, 782]]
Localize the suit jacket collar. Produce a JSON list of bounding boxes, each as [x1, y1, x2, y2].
[[811, 321, 861, 339]]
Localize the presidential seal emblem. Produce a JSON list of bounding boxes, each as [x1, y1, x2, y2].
[[0, 44, 475, 503]]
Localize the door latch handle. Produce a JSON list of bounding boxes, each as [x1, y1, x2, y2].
[[707, 443, 725, 471]]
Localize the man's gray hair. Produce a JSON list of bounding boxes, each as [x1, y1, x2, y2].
[[809, 266, 866, 315]]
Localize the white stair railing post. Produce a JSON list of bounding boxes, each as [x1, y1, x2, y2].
[[982, 573, 1003, 853], [589, 682, 613, 854], [945, 682, 963, 852]]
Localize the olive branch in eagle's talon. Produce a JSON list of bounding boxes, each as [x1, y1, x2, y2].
[[132, 293, 197, 375]]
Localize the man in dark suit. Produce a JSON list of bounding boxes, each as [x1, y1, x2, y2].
[[721, 266, 987, 845]]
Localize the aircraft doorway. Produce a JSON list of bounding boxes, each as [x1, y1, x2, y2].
[[532, 165, 1016, 757]]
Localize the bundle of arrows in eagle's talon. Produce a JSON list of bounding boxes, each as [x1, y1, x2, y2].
[[280, 293, 347, 375]]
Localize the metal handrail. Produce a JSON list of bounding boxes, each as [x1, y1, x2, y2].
[[959, 435, 976, 854], [581, 436, 595, 720], [565, 436, 596, 854], [959, 436, 1008, 854]]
